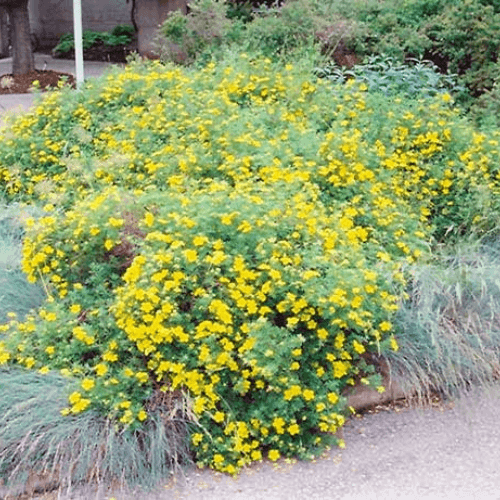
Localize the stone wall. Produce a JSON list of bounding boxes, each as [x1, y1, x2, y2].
[[29, 0, 131, 49], [0, 0, 189, 56]]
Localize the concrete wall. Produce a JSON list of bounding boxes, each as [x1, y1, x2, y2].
[[135, 0, 187, 57], [29, 0, 131, 48], [0, 0, 189, 56]]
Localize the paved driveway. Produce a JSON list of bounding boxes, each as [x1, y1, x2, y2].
[[25, 384, 500, 500]]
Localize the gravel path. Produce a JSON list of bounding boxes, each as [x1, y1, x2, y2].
[[28, 384, 500, 500]]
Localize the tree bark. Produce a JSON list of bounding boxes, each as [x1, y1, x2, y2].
[[0, 0, 33, 75]]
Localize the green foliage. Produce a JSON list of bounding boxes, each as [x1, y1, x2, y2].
[[468, 62, 500, 128], [240, 0, 321, 58], [326, 0, 500, 103], [53, 25, 135, 55], [156, 0, 234, 64], [315, 55, 464, 100], [0, 55, 499, 475], [155, 0, 356, 64], [225, 0, 254, 23]]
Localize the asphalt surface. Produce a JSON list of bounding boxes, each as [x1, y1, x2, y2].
[[2, 55, 500, 500], [24, 385, 500, 500], [0, 53, 116, 125]]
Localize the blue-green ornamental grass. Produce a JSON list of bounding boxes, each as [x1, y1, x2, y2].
[[0, 53, 500, 477]]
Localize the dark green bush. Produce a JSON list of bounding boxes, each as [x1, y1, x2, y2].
[[336, 0, 500, 105], [156, 0, 360, 64], [53, 25, 135, 55]]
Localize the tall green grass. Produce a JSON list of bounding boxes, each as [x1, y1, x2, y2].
[[386, 237, 500, 402]]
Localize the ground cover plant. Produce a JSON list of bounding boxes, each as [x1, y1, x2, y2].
[[1, 49, 500, 488], [53, 24, 136, 63]]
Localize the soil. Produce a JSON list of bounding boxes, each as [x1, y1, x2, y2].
[[0, 38, 136, 95], [0, 70, 75, 95]]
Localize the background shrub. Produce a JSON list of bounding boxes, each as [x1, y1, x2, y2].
[[156, 0, 361, 64], [315, 55, 464, 100]]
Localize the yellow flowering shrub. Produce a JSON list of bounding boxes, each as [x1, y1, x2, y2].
[[0, 54, 499, 473]]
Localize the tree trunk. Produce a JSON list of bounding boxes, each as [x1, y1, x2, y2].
[[0, 0, 33, 75]]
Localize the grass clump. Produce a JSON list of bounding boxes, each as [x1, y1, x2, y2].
[[0, 203, 45, 324], [0, 367, 193, 493], [387, 238, 500, 402]]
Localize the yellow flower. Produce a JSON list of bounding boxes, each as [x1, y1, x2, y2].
[[108, 217, 124, 228], [352, 340, 365, 354], [135, 371, 149, 384], [193, 235, 208, 246], [144, 212, 155, 227], [184, 249, 198, 263], [380, 321, 392, 332], [103, 351, 118, 362], [71, 398, 90, 414], [0, 351, 10, 364], [302, 389, 315, 401], [70, 304, 81, 314], [192, 433, 204, 446], [213, 411, 225, 423], [283, 385, 301, 401], [137, 409, 148, 421], [288, 423, 300, 435], [268, 449, 280, 461], [390, 336, 399, 351], [333, 360, 349, 379], [327, 392, 339, 404], [81, 378, 95, 391], [272, 417, 285, 433], [95, 363, 108, 376]]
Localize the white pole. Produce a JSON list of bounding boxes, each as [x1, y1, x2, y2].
[[73, 0, 84, 88]]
